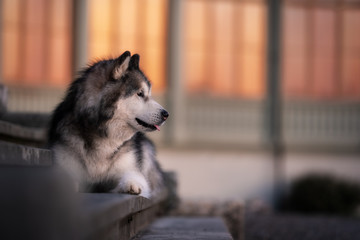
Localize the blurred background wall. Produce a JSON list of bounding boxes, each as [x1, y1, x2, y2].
[[1, 0, 360, 205]]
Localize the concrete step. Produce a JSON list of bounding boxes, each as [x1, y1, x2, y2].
[[0, 139, 173, 240], [0, 125, 178, 239], [0, 112, 50, 128], [0, 166, 169, 240], [82, 190, 169, 240], [0, 118, 47, 147], [0, 84, 49, 146], [0, 140, 52, 166], [133, 216, 233, 240]]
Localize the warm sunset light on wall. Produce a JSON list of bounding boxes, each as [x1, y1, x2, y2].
[[88, 0, 168, 94], [1, 0, 359, 100]]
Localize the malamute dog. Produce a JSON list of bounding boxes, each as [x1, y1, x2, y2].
[[48, 51, 169, 198]]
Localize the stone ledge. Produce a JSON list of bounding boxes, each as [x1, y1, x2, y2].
[[0, 119, 46, 146], [82, 190, 168, 240], [0, 140, 52, 166], [0, 165, 169, 240], [0, 112, 50, 128], [0, 130, 175, 240]]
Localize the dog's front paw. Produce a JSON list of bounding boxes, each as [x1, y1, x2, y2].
[[111, 172, 151, 198], [125, 182, 142, 195]]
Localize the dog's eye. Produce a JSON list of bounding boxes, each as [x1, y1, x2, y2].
[[137, 91, 144, 98]]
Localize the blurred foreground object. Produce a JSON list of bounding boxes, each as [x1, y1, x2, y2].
[[0, 140, 175, 240], [282, 174, 360, 216]]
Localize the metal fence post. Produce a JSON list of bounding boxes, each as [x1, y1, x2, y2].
[[266, 0, 284, 207], [72, 0, 89, 76], [166, 0, 186, 146]]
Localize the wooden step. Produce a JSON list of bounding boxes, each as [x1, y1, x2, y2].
[[82, 190, 168, 240], [0, 118, 47, 147], [0, 140, 52, 166], [133, 216, 233, 240], [0, 165, 169, 240], [0, 140, 174, 240]]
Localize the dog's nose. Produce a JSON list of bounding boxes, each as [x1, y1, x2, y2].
[[161, 110, 169, 120]]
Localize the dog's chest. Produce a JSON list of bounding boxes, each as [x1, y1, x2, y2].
[[86, 143, 137, 180]]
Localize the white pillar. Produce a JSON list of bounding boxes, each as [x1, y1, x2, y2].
[[0, 0, 3, 84], [72, 0, 89, 75], [166, 0, 186, 146], [266, 0, 284, 208]]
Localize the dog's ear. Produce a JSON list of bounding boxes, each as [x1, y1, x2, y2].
[[128, 54, 140, 70], [113, 51, 131, 79]]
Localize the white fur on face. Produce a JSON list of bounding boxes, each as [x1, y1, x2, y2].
[[114, 82, 166, 132]]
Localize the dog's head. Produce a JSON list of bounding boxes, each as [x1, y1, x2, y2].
[[75, 51, 169, 137]]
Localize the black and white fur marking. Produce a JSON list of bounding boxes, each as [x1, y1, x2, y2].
[[48, 51, 169, 198]]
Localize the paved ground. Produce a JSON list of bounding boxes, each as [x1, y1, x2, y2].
[[134, 217, 233, 240], [158, 149, 360, 239], [245, 213, 360, 240], [158, 149, 360, 202]]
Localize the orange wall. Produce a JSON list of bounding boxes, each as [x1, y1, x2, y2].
[[1, 0, 359, 100], [1, 0, 72, 88], [282, 3, 360, 100], [184, 0, 266, 99], [88, 0, 168, 94]]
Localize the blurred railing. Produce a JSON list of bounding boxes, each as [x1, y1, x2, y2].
[[182, 97, 360, 150], [185, 97, 265, 147], [6, 86, 64, 112], [283, 101, 360, 149]]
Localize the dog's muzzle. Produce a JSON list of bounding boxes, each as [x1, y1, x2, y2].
[[136, 109, 169, 131]]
